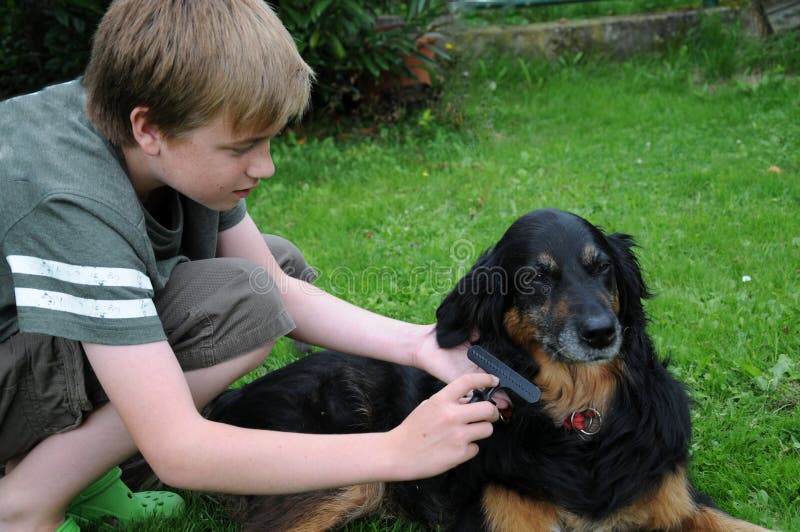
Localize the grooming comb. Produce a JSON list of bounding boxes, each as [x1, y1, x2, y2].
[[467, 345, 541, 404]]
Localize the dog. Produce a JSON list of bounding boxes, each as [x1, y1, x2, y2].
[[205, 208, 771, 531]]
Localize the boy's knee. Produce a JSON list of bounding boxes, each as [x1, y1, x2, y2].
[[156, 258, 295, 372], [262, 234, 317, 283]]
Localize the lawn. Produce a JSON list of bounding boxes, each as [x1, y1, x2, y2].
[[129, 15, 799, 532], [456, 0, 750, 26]]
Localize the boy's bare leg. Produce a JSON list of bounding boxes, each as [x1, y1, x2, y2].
[[0, 343, 273, 532]]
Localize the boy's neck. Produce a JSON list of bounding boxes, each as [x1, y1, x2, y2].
[[121, 144, 167, 205]]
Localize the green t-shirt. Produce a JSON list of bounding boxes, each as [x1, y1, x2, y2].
[[0, 80, 246, 345]]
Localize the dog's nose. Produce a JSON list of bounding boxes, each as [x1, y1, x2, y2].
[[579, 315, 617, 349]]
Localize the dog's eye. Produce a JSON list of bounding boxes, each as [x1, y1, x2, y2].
[[515, 267, 549, 295], [593, 262, 612, 275]]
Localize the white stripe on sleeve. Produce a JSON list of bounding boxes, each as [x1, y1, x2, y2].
[[14, 288, 158, 319], [7, 255, 152, 290]]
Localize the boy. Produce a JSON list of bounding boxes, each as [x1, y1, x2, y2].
[[0, 1, 501, 531]]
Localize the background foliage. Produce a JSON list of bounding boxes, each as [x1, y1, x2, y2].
[[0, 0, 109, 98], [0, 0, 448, 110], [275, 0, 448, 112]]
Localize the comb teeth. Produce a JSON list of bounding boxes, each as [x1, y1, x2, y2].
[[468, 345, 541, 404]]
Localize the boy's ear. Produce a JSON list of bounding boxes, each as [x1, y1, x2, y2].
[[129, 106, 162, 155]]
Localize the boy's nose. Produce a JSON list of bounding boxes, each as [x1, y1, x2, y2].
[[247, 146, 275, 179]]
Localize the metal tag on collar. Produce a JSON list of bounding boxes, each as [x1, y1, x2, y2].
[[569, 408, 603, 440], [467, 345, 541, 404]]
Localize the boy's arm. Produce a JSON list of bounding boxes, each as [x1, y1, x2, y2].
[[216, 213, 480, 384], [83, 340, 498, 493]]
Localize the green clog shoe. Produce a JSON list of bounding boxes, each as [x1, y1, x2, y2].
[[67, 466, 184, 528], [55, 516, 81, 531]]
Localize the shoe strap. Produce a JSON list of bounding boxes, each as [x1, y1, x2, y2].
[[70, 466, 124, 504]]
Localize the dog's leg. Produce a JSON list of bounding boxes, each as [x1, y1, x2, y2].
[[481, 484, 561, 532], [482, 469, 695, 531], [596, 467, 695, 530], [682, 506, 775, 532], [237, 482, 385, 532], [599, 467, 774, 532]]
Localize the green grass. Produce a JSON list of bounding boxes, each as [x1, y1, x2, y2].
[[129, 20, 798, 532], [456, 0, 748, 27]]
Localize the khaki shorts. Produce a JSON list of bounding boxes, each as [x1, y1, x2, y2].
[[0, 235, 314, 464]]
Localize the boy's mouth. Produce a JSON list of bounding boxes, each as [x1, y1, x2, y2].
[[234, 187, 254, 198]]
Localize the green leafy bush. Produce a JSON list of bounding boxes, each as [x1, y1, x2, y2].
[[0, 0, 110, 99], [273, 0, 449, 113], [0, 0, 449, 113]]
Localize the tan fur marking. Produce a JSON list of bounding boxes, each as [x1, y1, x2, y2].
[[590, 467, 695, 530], [482, 484, 560, 532], [286, 483, 385, 532], [581, 244, 598, 266], [538, 252, 558, 271], [531, 346, 624, 425], [554, 297, 570, 323], [556, 468, 775, 532], [503, 308, 624, 425], [504, 307, 539, 344], [683, 507, 775, 532]]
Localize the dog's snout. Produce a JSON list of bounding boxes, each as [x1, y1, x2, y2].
[[579, 315, 617, 349]]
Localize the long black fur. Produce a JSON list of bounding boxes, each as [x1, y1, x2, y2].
[[205, 209, 699, 530]]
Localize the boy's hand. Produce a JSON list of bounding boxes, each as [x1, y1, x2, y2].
[[414, 325, 477, 384], [386, 373, 500, 481], [413, 325, 511, 409]]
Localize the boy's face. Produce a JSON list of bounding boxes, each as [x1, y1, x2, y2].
[[154, 115, 279, 211]]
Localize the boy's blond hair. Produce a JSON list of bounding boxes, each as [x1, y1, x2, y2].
[[84, 0, 313, 146]]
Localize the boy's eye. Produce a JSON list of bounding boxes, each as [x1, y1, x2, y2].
[[231, 143, 257, 155]]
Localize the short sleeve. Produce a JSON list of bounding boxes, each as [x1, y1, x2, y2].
[[218, 199, 247, 232], [4, 196, 166, 345]]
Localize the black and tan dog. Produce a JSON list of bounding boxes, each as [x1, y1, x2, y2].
[[206, 208, 771, 531]]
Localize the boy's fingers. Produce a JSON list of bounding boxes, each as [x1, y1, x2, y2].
[[465, 417, 496, 440], [460, 401, 500, 424], [440, 373, 499, 401]]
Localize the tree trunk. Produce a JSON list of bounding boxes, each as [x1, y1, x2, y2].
[[747, 0, 774, 38]]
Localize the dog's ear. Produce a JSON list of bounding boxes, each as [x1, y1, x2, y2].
[[436, 249, 507, 348], [606, 233, 651, 328]]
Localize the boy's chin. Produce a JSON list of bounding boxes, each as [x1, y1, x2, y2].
[[205, 196, 242, 212]]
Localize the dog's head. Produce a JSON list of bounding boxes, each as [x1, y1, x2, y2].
[[436, 209, 649, 368]]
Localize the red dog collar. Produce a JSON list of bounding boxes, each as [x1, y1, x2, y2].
[[563, 408, 603, 438]]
